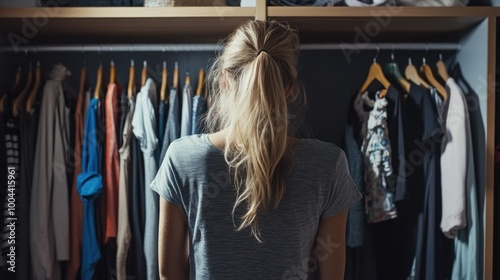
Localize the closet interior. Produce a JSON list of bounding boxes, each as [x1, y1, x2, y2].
[[0, 2, 497, 280]]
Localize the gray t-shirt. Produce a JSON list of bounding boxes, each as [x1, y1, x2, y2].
[[150, 134, 361, 280]]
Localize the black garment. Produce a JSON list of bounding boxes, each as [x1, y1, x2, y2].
[[404, 84, 453, 280], [384, 86, 407, 201], [130, 134, 147, 280], [344, 123, 364, 248], [17, 103, 40, 280], [118, 91, 128, 149]]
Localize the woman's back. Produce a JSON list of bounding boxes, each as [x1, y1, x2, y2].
[[150, 134, 360, 279]]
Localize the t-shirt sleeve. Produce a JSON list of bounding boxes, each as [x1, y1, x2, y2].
[[321, 150, 363, 219], [149, 145, 183, 206]]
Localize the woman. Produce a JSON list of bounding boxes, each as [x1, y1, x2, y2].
[[150, 20, 361, 280]]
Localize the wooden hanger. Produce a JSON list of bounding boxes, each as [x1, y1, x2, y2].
[[141, 60, 147, 87], [12, 67, 22, 93], [405, 57, 430, 89], [385, 53, 410, 93], [94, 64, 103, 99], [173, 61, 179, 90], [185, 70, 191, 86], [128, 60, 136, 99], [13, 63, 33, 117], [26, 62, 42, 113], [436, 53, 450, 83], [196, 68, 205, 97], [420, 58, 447, 101], [160, 61, 168, 102], [0, 94, 7, 113], [359, 54, 391, 97], [109, 60, 116, 85]]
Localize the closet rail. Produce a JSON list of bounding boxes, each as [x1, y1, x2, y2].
[[0, 43, 461, 52]]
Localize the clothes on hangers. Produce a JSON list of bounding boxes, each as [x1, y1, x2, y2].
[[158, 101, 169, 152], [29, 64, 72, 280], [344, 124, 365, 248], [104, 83, 120, 244], [67, 88, 90, 280], [132, 78, 159, 280], [354, 91, 397, 223], [444, 78, 481, 280], [160, 87, 181, 163], [180, 80, 193, 137], [78, 97, 104, 280], [116, 95, 134, 280], [192, 95, 207, 135]]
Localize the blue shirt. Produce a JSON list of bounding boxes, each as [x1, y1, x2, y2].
[[77, 98, 103, 280]]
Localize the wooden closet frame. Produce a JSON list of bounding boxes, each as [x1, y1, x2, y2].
[[0, 1, 497, 279]]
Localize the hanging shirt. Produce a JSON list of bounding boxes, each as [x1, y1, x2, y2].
[[132, 78, 159, 280], [180, 82, 193, 137], [116, 97, 134, 280], [384, 86, 407, 201], [405, 83, 453, 280], [191, 95, 207, 135], [160, 87, 180, 164], [354, 91, 396, 223], [77, 98, 103, 280], [130, 117, 147, 280], [104, 83, 120, 243], [150, 134, 361, 280], [344, 124, 365, 248], [445, 78, 481, 280], [440, 79, 467, 238], [30, 64, 71, 280], [158, 100, 169, 152], [67, 89, 90, 280]]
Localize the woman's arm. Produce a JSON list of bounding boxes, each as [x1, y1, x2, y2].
[[315, 211, 348, 280], [158, 198, 189, 280]]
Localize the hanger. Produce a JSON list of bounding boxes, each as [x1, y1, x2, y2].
[[405, 57, 430, 89], [385, 51, 410, 93], [13, 63, 33, 117], [359, 48, 391, 97], [160, 61, 168, 102], [1, 67, 22, 113], [12, 67, 22, 93], [26, 61, 42, 113], [420, 57, 447, 100], [436, 53, 450, 83], [0, 94, 6, 113], [173, 61, 179, 90], [196, 68, 205, 97], [94, 63, 103, 99], [109, 60, 116, 85], [141, 60, 147, 87], [128, 60, 136, 99], [185, 70, 191, 87]]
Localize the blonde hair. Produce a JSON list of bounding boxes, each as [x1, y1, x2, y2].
[[206, 20, 305, 241]]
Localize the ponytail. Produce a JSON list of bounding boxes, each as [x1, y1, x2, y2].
[[207, 20, 302, 241]]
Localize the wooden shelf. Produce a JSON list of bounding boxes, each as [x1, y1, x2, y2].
[[267, 7, 499, 43], [0, 6, 498, 44], [0, 7, 255, 44]]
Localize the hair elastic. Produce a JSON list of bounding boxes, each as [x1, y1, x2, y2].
[[257, 49, 268, 56]]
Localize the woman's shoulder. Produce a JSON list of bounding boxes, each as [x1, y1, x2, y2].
[[165, 134, 223, 165], [296, 138, 344, 158]]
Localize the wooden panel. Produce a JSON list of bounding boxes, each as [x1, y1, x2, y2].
[[255, 0, 267, 21], [0, 7, 255, 44], [268, 6, 500, 17], [485, 15, 496, 280]]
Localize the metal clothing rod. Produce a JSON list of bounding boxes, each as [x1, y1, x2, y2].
[[0, 43, 461, 53]]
